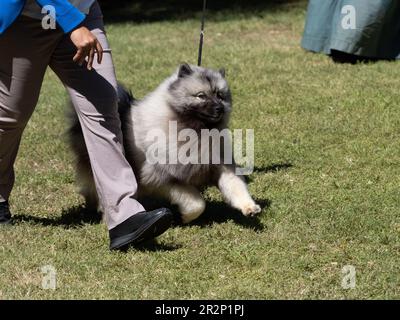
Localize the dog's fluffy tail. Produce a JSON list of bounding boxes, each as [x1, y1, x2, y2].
[[117, 82, 135, 117]]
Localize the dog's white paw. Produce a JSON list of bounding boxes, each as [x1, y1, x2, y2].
[[241, 203, 262, 217]]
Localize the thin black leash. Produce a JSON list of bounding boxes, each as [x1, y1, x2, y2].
[[198, 0, 207, 66]]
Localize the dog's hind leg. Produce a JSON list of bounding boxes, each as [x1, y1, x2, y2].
[[77, 160, 99, 212], [159, 184, 206, 224]]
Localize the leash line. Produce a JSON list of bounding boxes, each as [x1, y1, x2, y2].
[[198, 0, 207, 66]]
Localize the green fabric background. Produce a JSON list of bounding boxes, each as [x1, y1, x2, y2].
[[301, 0, 400, 59]]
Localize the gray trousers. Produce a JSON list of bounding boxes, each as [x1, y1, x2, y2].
[[0, 2, 145, 229]]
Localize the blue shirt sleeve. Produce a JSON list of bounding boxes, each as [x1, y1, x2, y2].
[[0, 0, 86, 35], [0, 0, 25, 34]]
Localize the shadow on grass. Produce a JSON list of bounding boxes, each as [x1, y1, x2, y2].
[[123, 240, 183, 252], [13, 162, 289, 232], [330, 50, 385, 64], [13, 205, 102, 229], [14, 198, 271, 232], [254, 162, 293, 173], [99, 0, 305, 23], [246, 162, 293, 183], [13, 200, 269, 232], [137, 196, 270, 232], [185, 198, 271, 232]]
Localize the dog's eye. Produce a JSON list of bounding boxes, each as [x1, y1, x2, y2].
[[217, 92, 225, 100], [196, 92, 207, 99]]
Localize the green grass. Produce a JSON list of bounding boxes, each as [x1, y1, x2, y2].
[[1, 1, 400, 299]]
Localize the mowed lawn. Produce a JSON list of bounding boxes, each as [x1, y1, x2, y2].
[[1, 1, 399, 299]]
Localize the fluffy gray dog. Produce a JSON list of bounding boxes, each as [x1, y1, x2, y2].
[[68, 64, 261, 224]]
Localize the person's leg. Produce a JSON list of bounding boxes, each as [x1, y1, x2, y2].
[[0, 16, 60, 206], [49, 2, 146, 230]]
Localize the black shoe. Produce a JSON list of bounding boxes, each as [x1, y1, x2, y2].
[[0, 201, 11, 225], [109, 208, 173, 250]]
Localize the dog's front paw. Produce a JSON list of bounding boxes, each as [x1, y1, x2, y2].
[[241, 203, 262, 217]]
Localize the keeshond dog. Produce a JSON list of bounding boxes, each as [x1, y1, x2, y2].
[[68, 64, 261, 224]]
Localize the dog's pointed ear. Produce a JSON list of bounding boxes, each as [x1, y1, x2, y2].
[[178, 63, 193, 78], [219, 68, 226, 78]]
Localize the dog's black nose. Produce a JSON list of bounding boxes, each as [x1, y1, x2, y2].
[[216, 105, 224, 114]]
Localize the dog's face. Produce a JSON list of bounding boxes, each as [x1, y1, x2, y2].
[[167, 63, 232, 126]]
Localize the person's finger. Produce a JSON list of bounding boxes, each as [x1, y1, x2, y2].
[[78, 49, 88, 66], [96, 40, 103, 64], [87, 47, 95, 70], [73, 48, 84, 63]]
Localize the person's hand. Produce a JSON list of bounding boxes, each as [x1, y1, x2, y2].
[[70, 26, 103, 70]]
